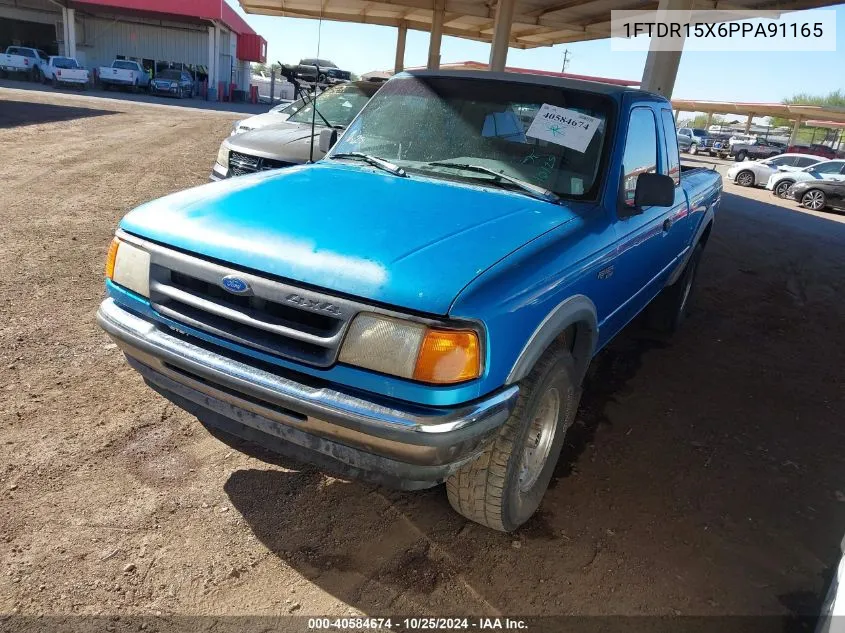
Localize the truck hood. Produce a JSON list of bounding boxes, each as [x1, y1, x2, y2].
[[226, 122, 321, 160], [119, 162, 582, 315]]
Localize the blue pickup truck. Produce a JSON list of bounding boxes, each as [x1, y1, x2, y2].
[[98, 71, 721, 531]]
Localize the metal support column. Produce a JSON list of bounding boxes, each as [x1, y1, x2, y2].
[[705, 112, 713, 130], [745, 114, 753, 134], [640, 0, 693, 97], [62, 7, 76, 58], [428, 0, 445, 70], [207, 24, 218, 100], [790, 118, 802, 145], [488, 0, 516, 71], [395, 22, 407, 73]]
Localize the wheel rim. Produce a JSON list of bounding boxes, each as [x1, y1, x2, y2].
[[776, 183, 791, 197], [737, 172, 753, 186], [803, 191, 824, 210], [518, 387, 560, 493], [690, 145, 697, 155]]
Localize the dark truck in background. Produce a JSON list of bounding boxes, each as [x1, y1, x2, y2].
[[290, 58, 351, 85]]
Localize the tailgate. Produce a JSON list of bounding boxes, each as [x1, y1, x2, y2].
[[60, 69, 88, 80]]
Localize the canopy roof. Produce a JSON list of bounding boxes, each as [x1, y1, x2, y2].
[[238, 0, 838, 49], [670, 99, 845, 124]]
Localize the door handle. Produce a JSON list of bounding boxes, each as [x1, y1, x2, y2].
[[662, 218, 673, 232]]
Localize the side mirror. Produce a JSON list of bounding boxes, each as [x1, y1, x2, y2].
[[318, 128, 337, 153], [634, 172, 675, 207]]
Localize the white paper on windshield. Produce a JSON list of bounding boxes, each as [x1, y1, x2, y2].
[[526, 104, 601, 153]]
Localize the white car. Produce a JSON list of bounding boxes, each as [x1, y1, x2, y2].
[[726, 153, 825, 188], [231, 98, 300, 135], [42, 56, 89, 88], [766, 159, 845, 198]]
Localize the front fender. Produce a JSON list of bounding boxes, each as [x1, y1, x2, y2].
[[506, 294, 598, 384]]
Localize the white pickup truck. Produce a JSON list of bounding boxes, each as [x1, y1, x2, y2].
[[97, 60, 150, 91], [43, 56, 89, 88], [0, 46, 48, 81]]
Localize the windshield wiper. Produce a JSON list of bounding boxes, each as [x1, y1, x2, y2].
[[425, 161, 559, 203], [300, 91, 333, 128], [332, 152, 407, 177]]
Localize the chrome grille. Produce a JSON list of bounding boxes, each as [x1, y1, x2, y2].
[[127, 235, 361, 368], [229, 151, 294, 176]]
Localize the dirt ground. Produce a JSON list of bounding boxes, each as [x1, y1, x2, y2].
[[2, 87, 845, 625]]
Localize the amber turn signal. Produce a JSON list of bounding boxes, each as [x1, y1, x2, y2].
[[105, 237, 120, 280], [413, 329, 481, 384]]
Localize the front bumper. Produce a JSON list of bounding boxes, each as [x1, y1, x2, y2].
[[97, 298, 517, 487]]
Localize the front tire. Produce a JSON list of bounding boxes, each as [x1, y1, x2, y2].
[[446, 343, 580, 532], [774, 180, 794, 198], [735, 170, 755, 187], [801, 189, 827, 211], [689, 143, 698, 155]]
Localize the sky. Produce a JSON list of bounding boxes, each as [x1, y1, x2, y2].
[[232, 2, 845, 104]]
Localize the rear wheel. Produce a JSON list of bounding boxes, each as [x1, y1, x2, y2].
[[51, 76, 58, 88], [647, 243, 703, 334], [774, 180, 794, 198], [735, 170, 755, 187], [801, 189, 827, 211], [735, 150, 748, 162], [446, 343, 580, 532]]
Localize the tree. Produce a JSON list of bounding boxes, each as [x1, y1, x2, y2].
[[771, 90, 845, 143]]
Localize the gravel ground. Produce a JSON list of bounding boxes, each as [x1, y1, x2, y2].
[[1, 87, 845, 626]]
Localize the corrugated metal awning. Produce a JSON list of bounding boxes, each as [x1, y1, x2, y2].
[[238, 0, 839, 49]]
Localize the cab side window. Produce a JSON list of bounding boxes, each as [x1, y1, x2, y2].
[[621, 108, 658, 206], [660, 110, 680, 185]]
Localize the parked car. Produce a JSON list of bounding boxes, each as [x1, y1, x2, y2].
[[677, 127, 708, 155], [725, 153, 825, 188], [0, 46, 48, 81], [730, 137, 782, 161], [767, 159, 845, 198], [786, 179, 845, 212], [211, 81, 379, 180], [97, 60, 150, 92], [787, 143, 837, 159], [677, 130, 692, 151], [149, 69, 193, 98], [231, 99, 300, 135], [99, 70, 721, 532], [290, 58, 351, 85], [42, 56, 89, 88]]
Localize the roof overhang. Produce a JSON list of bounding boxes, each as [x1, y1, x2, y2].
[[71, 0, 259, 36], [670, 99, 845, 124], [238, 0, 841, 49]]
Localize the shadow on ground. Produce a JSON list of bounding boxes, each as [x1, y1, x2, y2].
[[0, 99, 119, 128], [223, 192, 845, 617]]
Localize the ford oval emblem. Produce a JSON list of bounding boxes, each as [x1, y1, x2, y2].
[[220, 275, 251, 295]]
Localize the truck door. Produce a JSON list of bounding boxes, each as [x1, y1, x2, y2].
[[602, 106, 684, 336]]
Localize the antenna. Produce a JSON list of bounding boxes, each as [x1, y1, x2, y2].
[[561, 49, 571, 73], [308, 4, 324, 163]]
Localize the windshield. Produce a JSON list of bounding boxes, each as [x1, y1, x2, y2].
[[53, 57, 78, 69], [329, 75, 613, 200], [8, 47, 35, 58], [287, 84, 375, 128], [691, 129, 707, 137], [272, 98, 304, 115], [157, 70, 181, 80], [113, 61, 137, 70]]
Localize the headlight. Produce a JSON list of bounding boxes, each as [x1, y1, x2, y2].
[[216, 144, 230, 167], [105, 237, 150, 298], [338, 313, 481, 384]]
